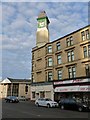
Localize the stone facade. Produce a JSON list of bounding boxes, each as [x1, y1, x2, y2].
[[0, 78, 31, 99], [31, 11, 90, 101], [32, 25, 90, 83]]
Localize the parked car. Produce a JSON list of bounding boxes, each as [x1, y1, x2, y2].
[[18, 96, 26, 101], [5, 96, 19, 103], [35, 98, 58, 108], [58, 98, 90, 112]]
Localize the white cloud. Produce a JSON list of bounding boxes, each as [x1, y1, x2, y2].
[[2, 4, 16, 22], [0, 4, 2, 22], [2, 2, 88, 79]]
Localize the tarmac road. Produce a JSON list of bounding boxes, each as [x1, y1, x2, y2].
[[2, 100, 89, 119]]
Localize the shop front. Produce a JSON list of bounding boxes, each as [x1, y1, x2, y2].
[[31, 82, 54, 101], [53, 78, 90, 103]]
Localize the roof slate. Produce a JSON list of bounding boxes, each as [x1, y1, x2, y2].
[[7, 77, 31, 83]]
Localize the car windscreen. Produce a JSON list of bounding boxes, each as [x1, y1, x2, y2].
[[10, 96, 17, 99], [68, 99, 76, 103]]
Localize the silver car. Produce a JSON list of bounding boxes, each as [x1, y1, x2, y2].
[[17, 96, 26, 101], [35, 98, 58, 108]]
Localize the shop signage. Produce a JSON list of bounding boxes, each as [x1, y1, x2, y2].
[[79, 85, 90, 91], [54, 78, 90, 85], [54, 85, 90, 92], [54, 86, 79, 92]]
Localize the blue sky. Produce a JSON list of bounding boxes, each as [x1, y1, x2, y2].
[[1, 1, 89, 80]]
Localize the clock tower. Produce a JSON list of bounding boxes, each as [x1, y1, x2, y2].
[[36, 11, 50, 47]]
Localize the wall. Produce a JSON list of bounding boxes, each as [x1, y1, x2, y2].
[[32, 26, 90, 82], [19, 83, 31, 99], [31, 84, 54, 101]]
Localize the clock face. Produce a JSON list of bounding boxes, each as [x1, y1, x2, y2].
[[39, 22, 45, 27], [38, 18, 46, 28]]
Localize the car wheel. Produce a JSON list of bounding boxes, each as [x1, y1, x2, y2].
[[61, 105, 64, 110], [47, 104, 50, 108], [78, 107, 82, 112], [36, 103, 39, 107]]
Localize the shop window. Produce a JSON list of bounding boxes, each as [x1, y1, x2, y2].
[[83, 93, 90, 103]]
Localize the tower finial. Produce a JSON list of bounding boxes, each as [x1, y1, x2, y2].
[[37, 11, 47, 19]]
